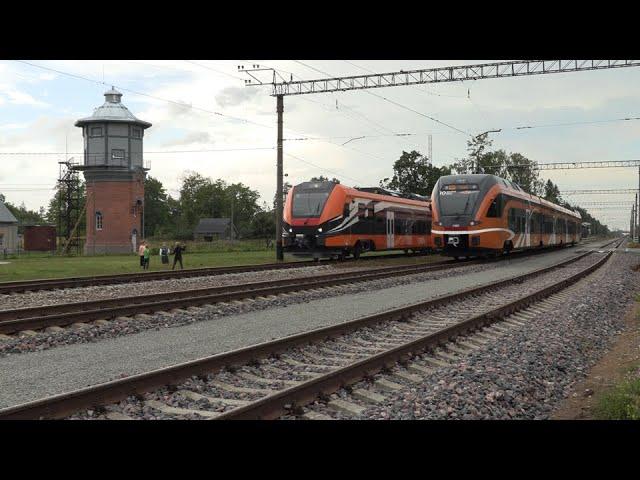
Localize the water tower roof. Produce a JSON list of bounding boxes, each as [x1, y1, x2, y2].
[[75, 87, 152, 128]]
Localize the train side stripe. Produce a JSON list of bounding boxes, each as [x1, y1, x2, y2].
[[431, 228, 515, 240]]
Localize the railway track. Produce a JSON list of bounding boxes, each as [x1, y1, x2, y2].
[[0, 238, 622, 420], [0, 251, 431, 295], [0, 237, 610, 295], [0, 258, 482, 336], [0, 241, 612, 337]]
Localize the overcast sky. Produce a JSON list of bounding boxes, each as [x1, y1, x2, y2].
[[1, 60, 639, 230]]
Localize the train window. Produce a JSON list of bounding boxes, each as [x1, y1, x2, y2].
[[486, 194, 505, 218], [292, 191, 331, 218], [343, 204, 350, 217]]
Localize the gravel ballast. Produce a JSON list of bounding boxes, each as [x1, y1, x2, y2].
[[0, 248, 585, 358], [344, 250, 640, 420], [0, 245, 610, 410]]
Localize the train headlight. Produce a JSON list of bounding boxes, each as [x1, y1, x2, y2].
[[289, 228, 293, 233], [317, 227, 323, 233]]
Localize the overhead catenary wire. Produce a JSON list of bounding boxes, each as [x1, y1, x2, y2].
[[293, 60, 471, 137]]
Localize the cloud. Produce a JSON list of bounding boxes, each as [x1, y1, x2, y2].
[[215, 86, 259, 107], [0, 84, 50, 107], [162, 131, 213, 147]]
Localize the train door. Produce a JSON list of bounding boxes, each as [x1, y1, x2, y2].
[[386, 211, 395, 249], [525, 209, 532, 247]]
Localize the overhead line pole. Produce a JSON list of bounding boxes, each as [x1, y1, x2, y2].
[[276, 94, 284, 260]]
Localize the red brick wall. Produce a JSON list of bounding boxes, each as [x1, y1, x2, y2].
[[85, 174, 145, 254]]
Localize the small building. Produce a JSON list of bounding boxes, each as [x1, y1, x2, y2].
[[0, 201, 19, 254], [24, 225, 57, 252], [194, 218, 238, 241]]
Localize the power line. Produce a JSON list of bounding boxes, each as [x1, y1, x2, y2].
[[0, 147, 276, 155], [183, 60, 245, 81], [561, 188, 639, 194], [510, 116, 640, 131], [15, 60, 279, 132], [284, 152, 366, 186], [293, 61, 470, 137]]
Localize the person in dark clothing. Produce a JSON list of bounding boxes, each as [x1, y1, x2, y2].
[[172, 242, 184, 270]]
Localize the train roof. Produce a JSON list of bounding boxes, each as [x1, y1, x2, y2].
[[436, 174, 581, 219], [292, 182, 430, 207]]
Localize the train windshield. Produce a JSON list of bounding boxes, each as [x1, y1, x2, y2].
[[437, 183, 480, 216], [292, 191, 331, 217]]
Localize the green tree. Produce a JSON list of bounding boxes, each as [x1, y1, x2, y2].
[[175, 172, 262, 239], [144, 176, 172, 237], [452, 133, 494, 174], [543, 179, 562, 204], [1, 199, 47, 230], [250, 208, 276, 238], [310, 175, 340, 184], [380, 150, 451, 196]]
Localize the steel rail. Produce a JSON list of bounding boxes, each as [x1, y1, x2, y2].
[[217, 249, 614, 419], [0, 251, 429, 295], [0, 242, 617, 420]]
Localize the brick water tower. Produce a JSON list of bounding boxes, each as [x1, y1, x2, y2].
[[75, 87, 152, 254]]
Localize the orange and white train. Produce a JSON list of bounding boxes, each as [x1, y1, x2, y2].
[[282, 181, 433, 259], [430, 174, 582, 258]]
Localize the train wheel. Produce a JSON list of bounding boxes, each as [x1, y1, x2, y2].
[[353, 243, 362, 260]]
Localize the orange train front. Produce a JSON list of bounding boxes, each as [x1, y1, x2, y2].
[[282, 181, 433, 259], [431, 174, 582, 258]]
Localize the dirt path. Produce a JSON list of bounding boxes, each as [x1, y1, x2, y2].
[[552, 301, 640, 419]]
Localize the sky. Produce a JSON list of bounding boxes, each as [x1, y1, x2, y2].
[[0, 59, 639, 231]]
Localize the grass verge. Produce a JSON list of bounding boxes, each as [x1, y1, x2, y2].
[[593, 376, 640, 420], [593, 294, 640, 420]]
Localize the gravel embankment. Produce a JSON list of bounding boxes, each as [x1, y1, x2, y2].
[[68, 251, 616, 420], [346, 251, 640, 420], [0, 246, 606, 410], [0, 261, 496, 357]]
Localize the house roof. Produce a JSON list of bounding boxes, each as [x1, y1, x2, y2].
[[0, 201, 18, 224], [194, 218, 234, 235]]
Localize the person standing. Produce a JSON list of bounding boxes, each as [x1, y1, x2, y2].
[[160, 244, 169, 266], [172, 242, 184, 270], [138, 241, 146, 268], [143, 244, 151, 270]]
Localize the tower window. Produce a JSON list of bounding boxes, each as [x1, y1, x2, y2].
[[132, 127, 142, 139], [90, 126, 103, 137], [111, 149, 125, 162], [96, 211, 103, 230]]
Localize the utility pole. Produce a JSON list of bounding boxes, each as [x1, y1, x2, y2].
[[427, 134, 432, 165], [276, 94, 284, 260], [637, 168, 640, 242], [636, 190, 639, 242]]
